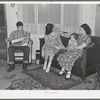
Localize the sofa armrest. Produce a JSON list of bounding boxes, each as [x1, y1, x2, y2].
[[84, 44, 100, 67], [80, 44, 100, 80]]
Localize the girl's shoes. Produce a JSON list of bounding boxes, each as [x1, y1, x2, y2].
[[58, 70, 66, 76], [65, 72, 72, 80], [43, 66, 46, 70], [45, 67, 50, 73]]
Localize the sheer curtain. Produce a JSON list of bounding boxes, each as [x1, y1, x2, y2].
[[38, 4, 61, 34], [63, 4, 80, 33], [17, 4, 80, 34], [23, 4, 35, 35], [17, 4, 35, 34]]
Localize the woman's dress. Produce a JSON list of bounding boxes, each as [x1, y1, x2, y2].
[[57, 34, 91, 71], [42, 31, 64, 57]]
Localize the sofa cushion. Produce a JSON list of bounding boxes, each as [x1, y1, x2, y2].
[[60, 35, 70, 47]]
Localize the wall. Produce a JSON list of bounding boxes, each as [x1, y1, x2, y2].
[[5, 4, 96, 60], [81, 4, 96, 36], [95, 4, 100, 36]]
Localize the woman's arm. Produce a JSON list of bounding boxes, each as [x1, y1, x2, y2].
[[60, 32, 72, 38], [55, 28, 72, 38], [75, 43, 87, 49], [75, 35, 91, 49], [59, 30, 72, 38]]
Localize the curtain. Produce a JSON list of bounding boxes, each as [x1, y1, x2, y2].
[[17, 4, 80, 34], [38, 4, 61, 24], [63, 4, 80, 33], [17, 4, 35, 34], [38, 4, 61, 34], [23, 4, 34, 23]]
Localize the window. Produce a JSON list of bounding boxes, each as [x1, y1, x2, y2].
[[17, 4, 80, 34], [38, 4, 61, 24]]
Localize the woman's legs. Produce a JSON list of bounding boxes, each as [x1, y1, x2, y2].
[[45, 55, 53, 73]]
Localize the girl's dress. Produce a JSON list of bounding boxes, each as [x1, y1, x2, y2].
[[42, 31, 65, 57], [57, 34, 91, 71], [66, 38, 77, 51]]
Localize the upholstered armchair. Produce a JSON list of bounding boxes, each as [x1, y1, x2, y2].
[[6, 35, 33, 64]]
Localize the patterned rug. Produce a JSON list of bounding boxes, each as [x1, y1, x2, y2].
[[23, 66, 81, 90], [6, 77, 47, 90]]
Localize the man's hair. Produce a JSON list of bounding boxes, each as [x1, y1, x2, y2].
[[16, 21, 23, 27]]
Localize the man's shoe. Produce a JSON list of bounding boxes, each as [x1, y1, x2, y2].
[[22, 63, 27, 71], [7, 64, 15, 72]]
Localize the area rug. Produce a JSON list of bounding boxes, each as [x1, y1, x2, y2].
[[6, 77, 47, 90], [23, 66, 81, 90]]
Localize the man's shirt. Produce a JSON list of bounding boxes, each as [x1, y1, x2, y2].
[[9, 29, 30, 46], [9, 29, 30, 41]]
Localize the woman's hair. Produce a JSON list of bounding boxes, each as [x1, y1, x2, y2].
[[45, 23, 54, 35], [71, 32, 79, 40], [16, 21, 23, 27], [80, 23, 91, 35]]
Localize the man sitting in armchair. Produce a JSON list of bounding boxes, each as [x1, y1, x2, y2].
[[7, 21, 32, 72]]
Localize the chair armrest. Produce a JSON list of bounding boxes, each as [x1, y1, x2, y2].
[[28, 38, 33, 47], [29, 38, 33, 43], [6, 39, 11, 48]]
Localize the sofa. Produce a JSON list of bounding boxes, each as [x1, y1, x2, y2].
[[39, 35, 100, 80]]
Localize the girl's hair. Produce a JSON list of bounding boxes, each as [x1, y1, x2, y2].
[[45, 23, 54, 35], [71, 32, 79, 40], [80, 23, 91, 35]]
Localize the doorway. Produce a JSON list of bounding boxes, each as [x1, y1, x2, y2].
[[0, 4, 7, 59]]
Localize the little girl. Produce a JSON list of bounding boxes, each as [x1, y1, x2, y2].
[[42, 23, 65, 73], [58, 32, 79, 76], [67, 32, 78, 51]]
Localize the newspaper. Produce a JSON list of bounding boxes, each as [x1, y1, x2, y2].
[[11, 37, 29, 46]]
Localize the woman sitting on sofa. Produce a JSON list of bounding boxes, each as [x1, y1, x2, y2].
[[57, 23, 92, 80]]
